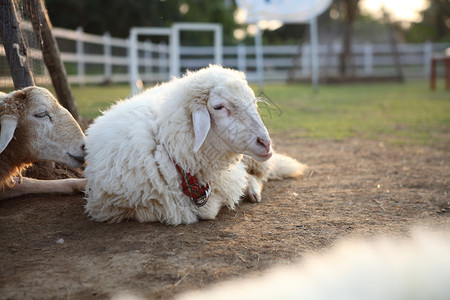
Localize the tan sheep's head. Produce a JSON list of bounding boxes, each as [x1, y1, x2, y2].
[[0, 86, 86, 168]]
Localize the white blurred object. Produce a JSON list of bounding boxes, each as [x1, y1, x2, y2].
[[177, 229, 450, 300], [235, 0, 332, 92], [236, 0, 332, 23]]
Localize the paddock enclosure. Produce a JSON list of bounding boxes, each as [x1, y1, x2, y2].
[[1, 136, 448, 299]]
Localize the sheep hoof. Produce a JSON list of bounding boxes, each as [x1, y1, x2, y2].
[[248, 191, 261, 203], [67, 178, 88, 193], [246, 177, 262, 203]]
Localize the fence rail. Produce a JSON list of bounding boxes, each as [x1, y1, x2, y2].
[[1, 23, 449, 88]]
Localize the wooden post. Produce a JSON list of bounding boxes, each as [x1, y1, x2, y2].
[[0, 0, 35, 89], [431, 56, 450, 91], [430, 58, 436, 90], [26, 0, 80, 122], [445, 58, 450, 90]]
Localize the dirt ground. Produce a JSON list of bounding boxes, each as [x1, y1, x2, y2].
[[1, 136, 449, 299]]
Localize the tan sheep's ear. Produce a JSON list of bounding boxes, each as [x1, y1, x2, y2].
[[192, 106, 210, 153], [0, 116, 18, 153], [12, 90, 26, 101]]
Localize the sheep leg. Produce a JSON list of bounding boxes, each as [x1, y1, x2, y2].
[[0, 177, 87, 200], [196, 194, 225, 221], [246, 174, 264, 203], [241, 155, 270, 203]]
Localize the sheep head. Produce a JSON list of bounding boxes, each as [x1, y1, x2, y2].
[[0, 86, 86, 169], [192, 78, 272, 162]]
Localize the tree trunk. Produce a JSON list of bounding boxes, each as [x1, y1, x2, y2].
[[26, 0, 80, 122], [0, 0, 35, 89], [383, 8, 404, 83], [339, 0, 359, 77]]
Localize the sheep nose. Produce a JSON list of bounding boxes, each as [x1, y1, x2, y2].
[[256, 137, 271, 152], [80, 144, 87, 157]]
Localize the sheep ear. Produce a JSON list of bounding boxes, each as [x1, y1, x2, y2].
[[12, 90, 26, 101], [192, 106, 210, 153], [0, 116, 18, 153]]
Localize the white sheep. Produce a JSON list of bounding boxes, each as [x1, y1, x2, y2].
[[0, 86, 86, 200], [84, 65, 306, 225], [177, 229, 450, 300]]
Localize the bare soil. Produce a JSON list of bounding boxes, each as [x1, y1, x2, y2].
[[1, 136, 449, 299]]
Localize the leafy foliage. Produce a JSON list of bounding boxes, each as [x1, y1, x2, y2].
[[45, 0, 238, 45], [405, 0, 450, 42], [43, 0, 449, 44]]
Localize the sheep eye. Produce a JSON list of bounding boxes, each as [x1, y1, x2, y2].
[[213, 104, 224, 110], [34, 112, 50, 119]]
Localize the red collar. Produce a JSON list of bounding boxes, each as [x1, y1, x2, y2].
[[174, 162, 210, 207]]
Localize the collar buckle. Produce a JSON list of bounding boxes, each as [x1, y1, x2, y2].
[[174, 162, 211, 207], [191, 185, 210, 207]]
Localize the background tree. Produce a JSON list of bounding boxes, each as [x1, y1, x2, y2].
[[405, 0, 450, 42], [0, 0, 35, 89], [45, 0, 238, 45], [337, 0, 360, 77]]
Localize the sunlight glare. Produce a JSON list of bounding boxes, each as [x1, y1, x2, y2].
[[360, 0, 429, 22]]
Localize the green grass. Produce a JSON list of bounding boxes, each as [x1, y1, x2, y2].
[[69, 80, 449, 148], [71, 84, 131, 119], [256, 80, 449, 148]]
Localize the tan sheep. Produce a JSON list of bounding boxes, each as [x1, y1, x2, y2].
[[0, 86, 86, 200]]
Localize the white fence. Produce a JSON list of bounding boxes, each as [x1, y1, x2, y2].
[[1, 23, 449, 89]]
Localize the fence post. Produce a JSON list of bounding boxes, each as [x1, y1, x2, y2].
[[76, 27, 85, 86], [103, 32, 112, 82], [254, 24, 264, 91], [310, 16, 319, 92], [129, 29, 140, 95], [158, 41, 168, 80], [237, 44, 246, 72], [333, 42, 341, 77], [170, 25, 180, 77], [214, 24, 223, 66], [363, 42, 373, 76], [423, 41, 432, 77], [301, 43, 310, 76], [144, 40, 152, 81]]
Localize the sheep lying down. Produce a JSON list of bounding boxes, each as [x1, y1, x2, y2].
[[0, 87, 86, 200], [84, 65, 307, 225]]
